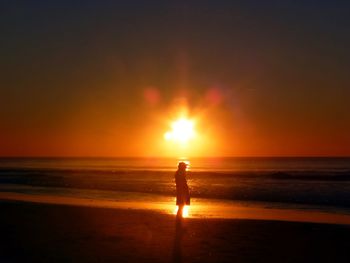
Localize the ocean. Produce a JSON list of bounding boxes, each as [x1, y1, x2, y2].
[[1, 157, 350, 221]]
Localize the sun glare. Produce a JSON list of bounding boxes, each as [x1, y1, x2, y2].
[[164, 118, 196, 144], [182, 205, 189, 217]]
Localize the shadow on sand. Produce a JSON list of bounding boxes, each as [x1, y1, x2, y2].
[[172, 212, 185, 263]]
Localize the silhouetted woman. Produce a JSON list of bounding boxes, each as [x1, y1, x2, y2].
[[175, 162, 190, 217]]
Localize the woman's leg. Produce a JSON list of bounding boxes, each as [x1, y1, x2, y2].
[[177, 205, 184, 218]]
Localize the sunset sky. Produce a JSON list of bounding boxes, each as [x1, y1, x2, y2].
[[1, 1, 349, 157]]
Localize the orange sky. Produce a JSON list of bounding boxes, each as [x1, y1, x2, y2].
[[1, 1, 350, 157], [1, 84, 349, 157]]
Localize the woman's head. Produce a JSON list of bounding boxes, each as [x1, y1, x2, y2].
[[178, 162, 188, 171]]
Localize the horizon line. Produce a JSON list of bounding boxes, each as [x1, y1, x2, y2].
[[0, 156, 349, 159]]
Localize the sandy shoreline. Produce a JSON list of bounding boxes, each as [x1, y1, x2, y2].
[[1, 190, 350, 225], [0, 201, 350, 263]]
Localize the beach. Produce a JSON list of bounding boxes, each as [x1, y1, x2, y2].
[[0, 201, 349, 263], [1, 157, 350, 262]]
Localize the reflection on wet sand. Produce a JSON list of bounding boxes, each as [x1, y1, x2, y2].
[[1, 191, 350, 225]]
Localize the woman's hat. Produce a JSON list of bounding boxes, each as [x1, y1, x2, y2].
[[178, 162, 188, 169]]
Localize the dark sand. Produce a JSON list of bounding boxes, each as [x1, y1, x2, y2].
[[0, 201, 349, 263]]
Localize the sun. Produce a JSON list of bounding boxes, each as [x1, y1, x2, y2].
[[164, 118, 196, 144]]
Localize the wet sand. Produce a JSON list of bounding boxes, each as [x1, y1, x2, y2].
[[1, 190, 350, 225], [1, 201, 349, 263]]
